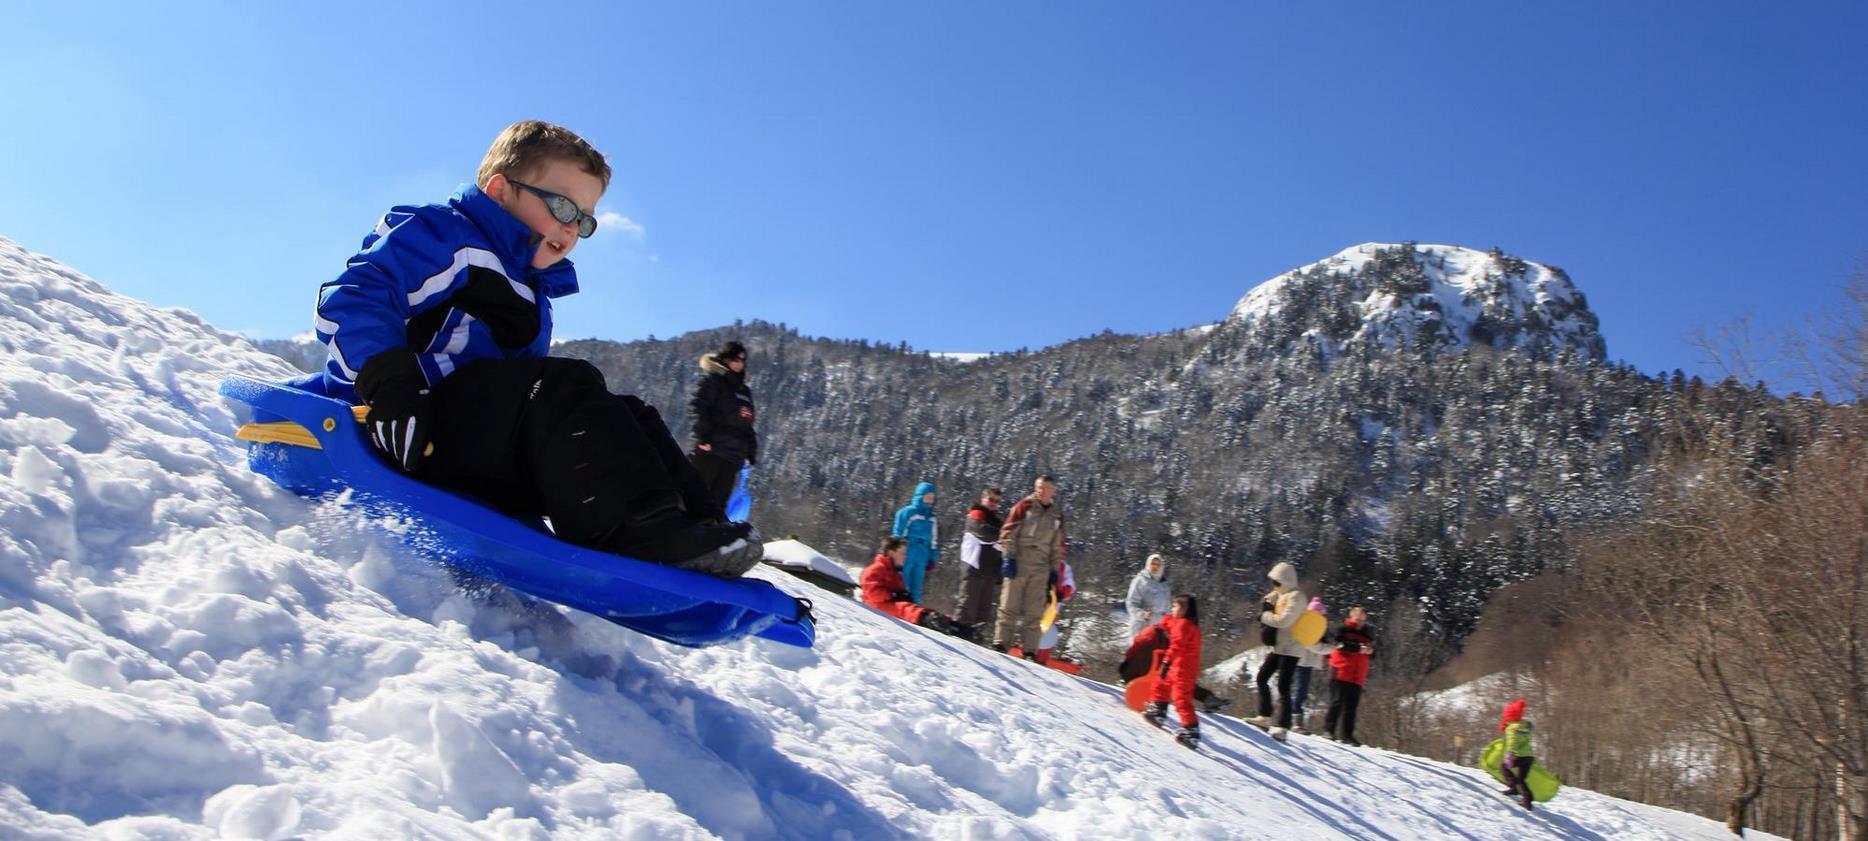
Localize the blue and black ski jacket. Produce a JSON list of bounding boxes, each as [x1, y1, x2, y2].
[[315, 185, 579, 402]]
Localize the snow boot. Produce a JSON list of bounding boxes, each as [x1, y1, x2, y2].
[[1174, 724, 1201, 749], [1268, 726, 1289, 742], [1341, 735, 1362, 748], [917, 612, 965, 636], [602, 508, 763, 577], [1244, 715, 1273, 730], [1141, 702, 1169, 728]]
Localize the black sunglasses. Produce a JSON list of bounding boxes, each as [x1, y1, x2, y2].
[[510, 181, 598, 238]]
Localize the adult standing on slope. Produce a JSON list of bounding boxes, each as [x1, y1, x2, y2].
[[1249, 561, 1306, 740], [995, 475, 1066, 658], [891, 481, 940, 604], [954, 487, 1005, 639], [687, 340, 757, 513], [1126, 553, 1172, 639]]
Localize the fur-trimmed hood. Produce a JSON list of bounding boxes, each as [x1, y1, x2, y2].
[[699, 353, 734, 376]]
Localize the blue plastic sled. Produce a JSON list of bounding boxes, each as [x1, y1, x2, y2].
[[220, 375, 813, 649]]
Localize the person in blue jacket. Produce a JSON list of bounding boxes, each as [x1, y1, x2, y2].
[[890, 481, 940, 603], [314, 120, 760, 576]]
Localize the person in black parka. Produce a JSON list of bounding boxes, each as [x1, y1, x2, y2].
[[687, 340, 758, 512]]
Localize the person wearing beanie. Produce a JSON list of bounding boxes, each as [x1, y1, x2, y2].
[[1497, 698, 1537, 810], [687, 340, 758, 512], [1324, 605, 1375, 746], [1248, 561, 1306, 740], [1291, 596, 1331, 733]]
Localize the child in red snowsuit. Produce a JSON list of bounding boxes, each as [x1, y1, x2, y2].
[[861, 537, 959, 634], [1142, 594, 1204, 747]]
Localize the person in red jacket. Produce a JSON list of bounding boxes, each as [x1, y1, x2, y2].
[[1324, 605, 1375, 746], [1141, 594, 1205, 748], [861, 537, 961, 634]]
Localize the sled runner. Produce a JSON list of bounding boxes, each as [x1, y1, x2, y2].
[[221, 375, 814, 649]]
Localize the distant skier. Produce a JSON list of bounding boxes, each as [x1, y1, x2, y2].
[[1141, 594, 1205, 748], [1323, 605, 1374, 746], [953, 487, 1005, 640], [1125, 553, 1172, 639], [1248, 561, 1306, 740], [686, 340, 757, 512], [1497, 698, 1538, 810], [861, 537, 961, 635], [313, 120, 758, 576], [890, 481, 940, 603]]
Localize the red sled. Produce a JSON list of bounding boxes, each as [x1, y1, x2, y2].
[[1006, 646, 1084, 674], [1123, 672, 1158, 711]]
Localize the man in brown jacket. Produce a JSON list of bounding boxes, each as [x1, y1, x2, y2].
[[993, 475, 1066, 657]]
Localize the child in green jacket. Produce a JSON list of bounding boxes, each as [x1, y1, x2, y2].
[[1498, 698, 1537, 810]]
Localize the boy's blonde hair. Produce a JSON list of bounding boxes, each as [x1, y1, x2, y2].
[[476, 120, 612, 191]]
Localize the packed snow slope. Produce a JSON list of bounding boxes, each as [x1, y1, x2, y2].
[[0, 236, 1763, 840]]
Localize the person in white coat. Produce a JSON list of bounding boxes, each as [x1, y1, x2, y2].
[[1125, 553, 1172, 639], [1249, 561, 1306, 740]]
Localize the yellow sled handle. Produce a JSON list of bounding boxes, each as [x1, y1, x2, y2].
[[236, 406, 433, 455]]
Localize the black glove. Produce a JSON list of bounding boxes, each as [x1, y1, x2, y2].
[[355, 351, 433, 473], [891, 590, 913, 602]]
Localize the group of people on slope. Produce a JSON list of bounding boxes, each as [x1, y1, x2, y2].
[[1119, 556, 1374, 748], [861, 477, 1077, 662], [1243, 561, 1374, 744]]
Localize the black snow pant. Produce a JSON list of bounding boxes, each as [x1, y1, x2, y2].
[[1256, 653, 1299, 728], [1324, 679, 1362, 741], [421, 357, 721, 547], [955, 565, 1002, 628], [688, 448, 743, 514], [1500, 754, 1535, 803]]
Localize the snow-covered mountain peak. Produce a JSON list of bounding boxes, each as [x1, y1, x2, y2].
[[1227, 243, 1607, 362]]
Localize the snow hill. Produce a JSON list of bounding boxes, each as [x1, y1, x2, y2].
[[1227, 243, 1607, 362], [0, 235, 1762, 839]]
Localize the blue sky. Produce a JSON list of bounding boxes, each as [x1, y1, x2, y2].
[[2, 2, 1863, 383]]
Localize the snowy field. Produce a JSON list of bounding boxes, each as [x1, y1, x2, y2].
[[0, 235, 1770, 839]]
